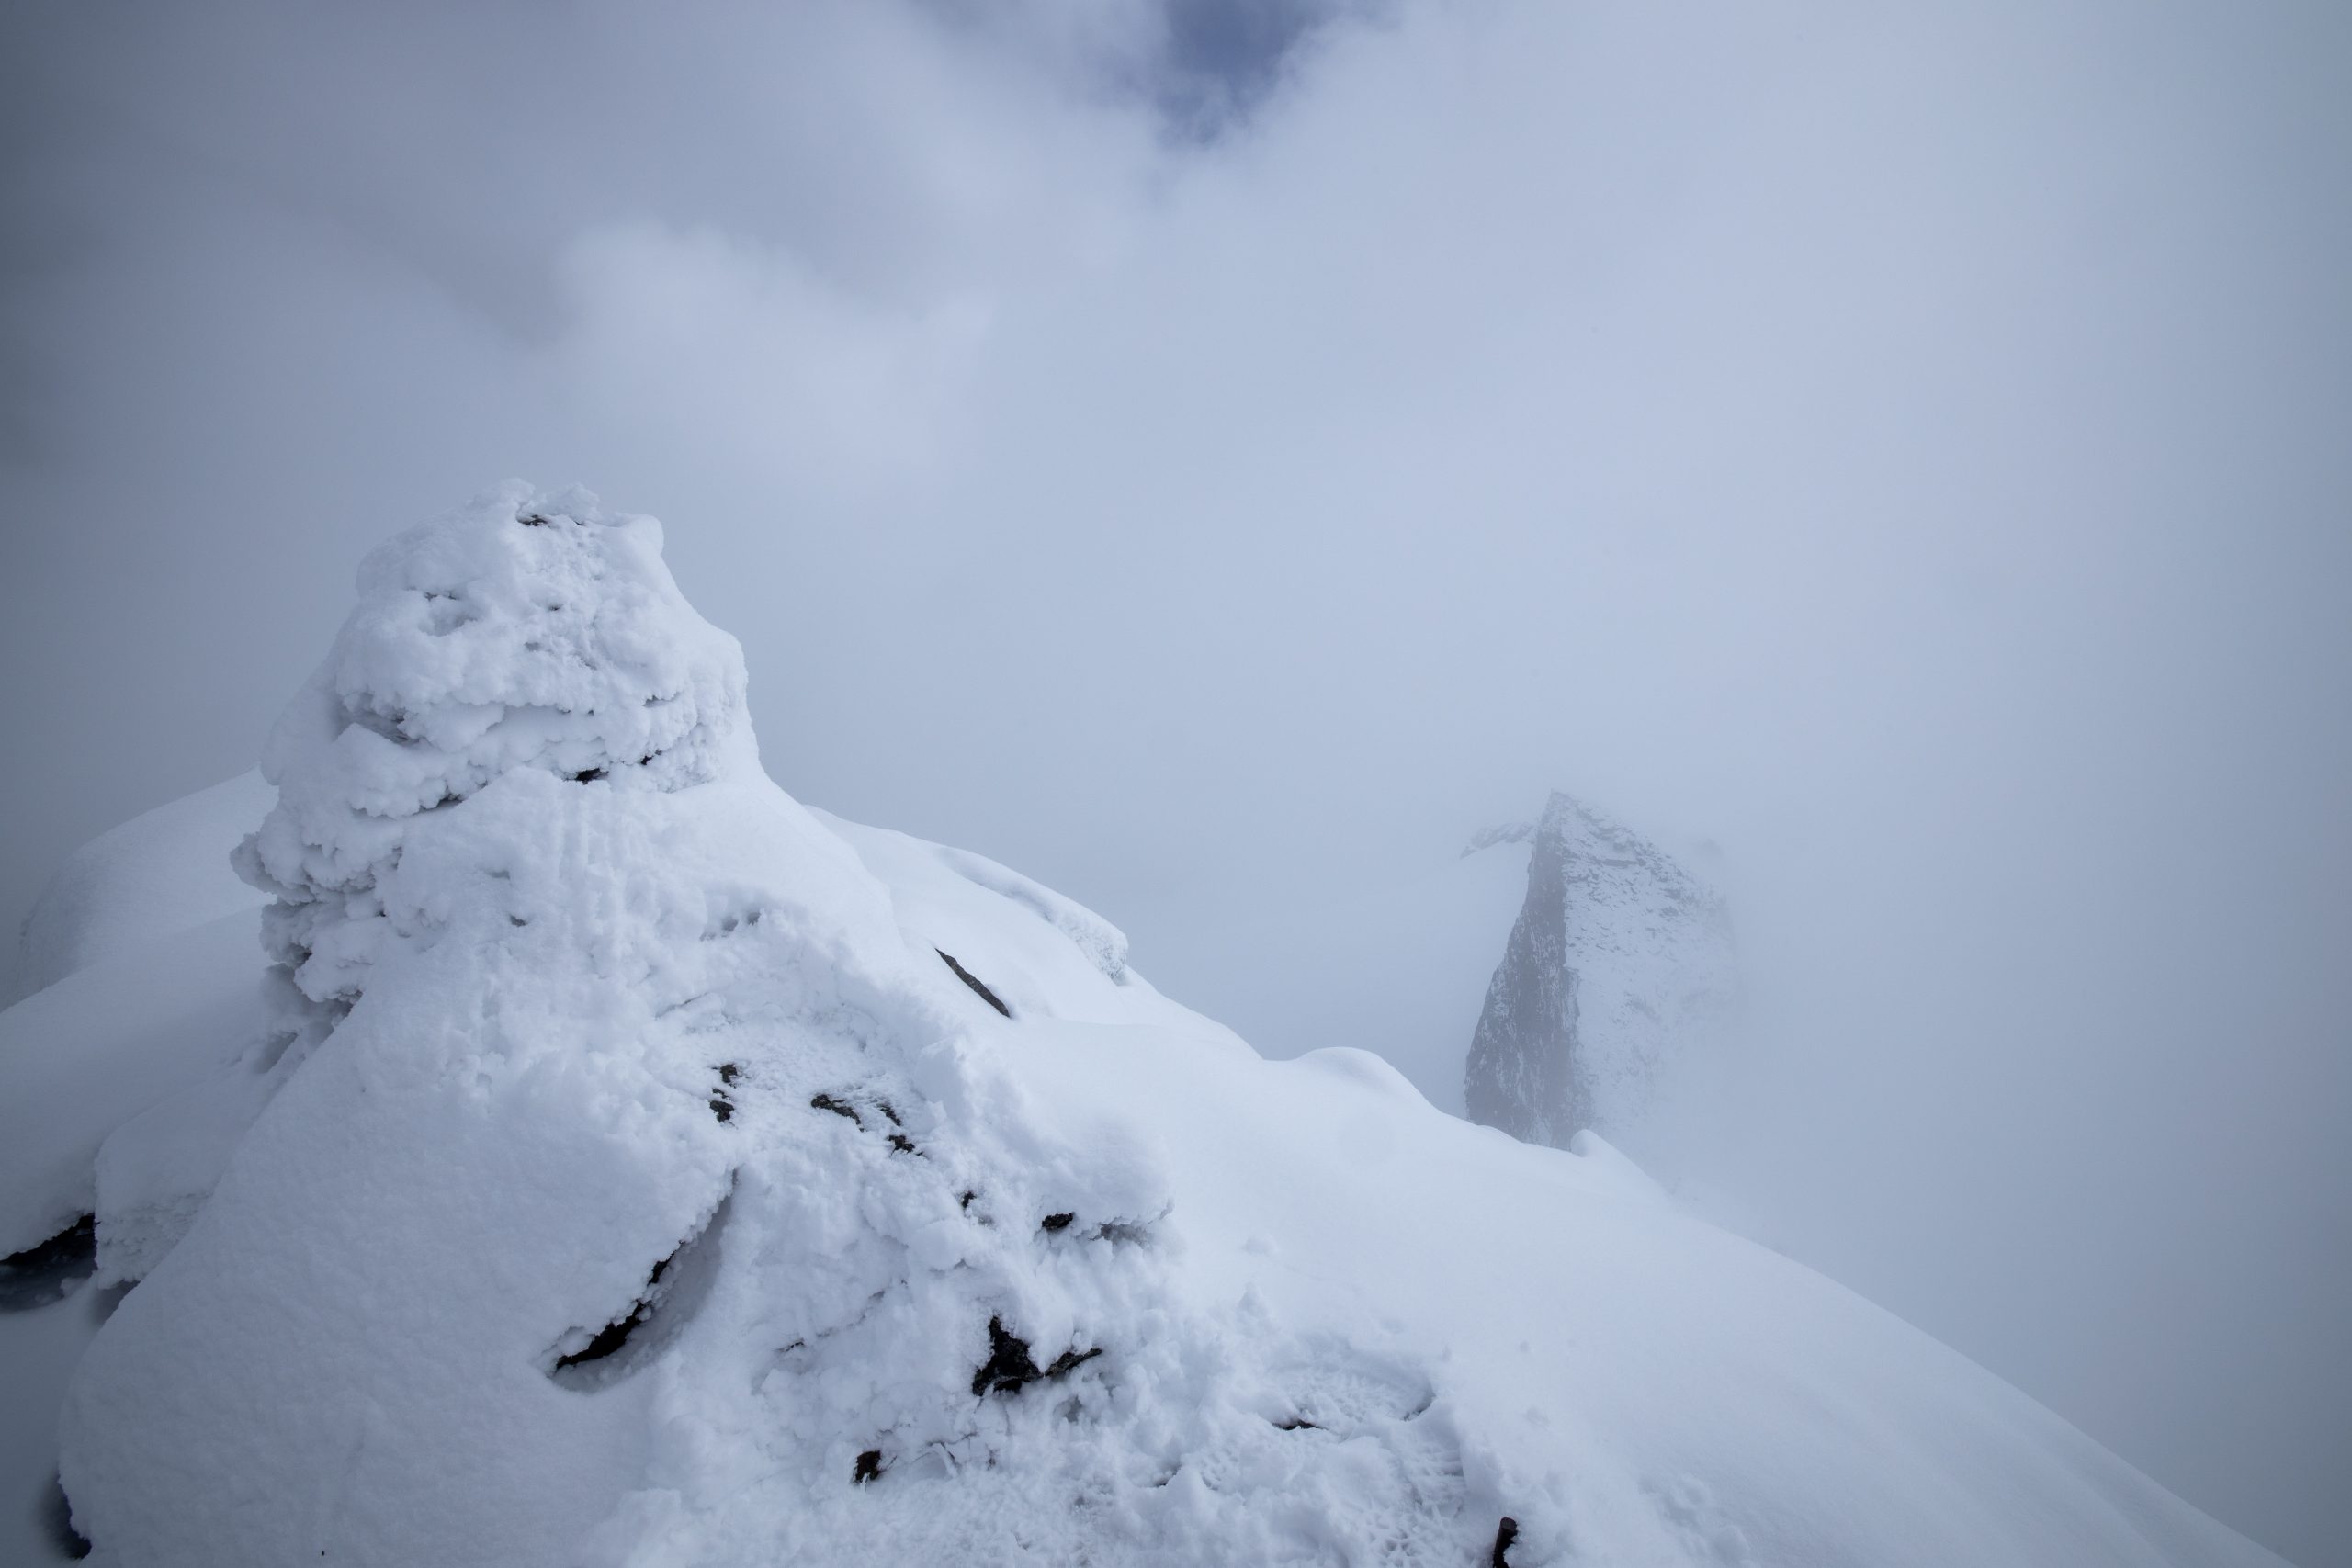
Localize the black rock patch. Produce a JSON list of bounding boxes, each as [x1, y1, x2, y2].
[[41, 1471, 90, 1560], [970, 1315, 1101, 1397], [554, 1254, 668, 1371], [809, 1092, 863, 1128], [1, 1215, 96, 1313], [808, 1090, 919, 1154], [549, 1198, 730, 1388], [935, 950, 1011, 1018]]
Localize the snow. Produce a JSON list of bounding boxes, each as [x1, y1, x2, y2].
[[0, 773, 276, 1565], [0, 1280, 109, 1566], [6, 772, 273, 1006], [807, 810, 1183, 1032], [0, 485, 2291, 1567], [0, 912, 273, 1261]]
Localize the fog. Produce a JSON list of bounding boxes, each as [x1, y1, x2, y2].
[[3, 3, 2347, 1561]]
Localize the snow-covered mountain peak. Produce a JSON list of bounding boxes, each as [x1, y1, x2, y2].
[[286, 480, 749, 800], [1464, 790, 1736, 1150], [0, 497, 2291, 1568], [235, 482, 753, 1011], [46, 491, 1505, 1565]]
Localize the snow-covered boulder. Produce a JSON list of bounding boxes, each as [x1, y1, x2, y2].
[[8, 488, 2287, 1568], [1464, 792, 1736, 1149]]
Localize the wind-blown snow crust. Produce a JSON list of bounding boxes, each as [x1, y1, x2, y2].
[[0, 487, 2289, 1568]]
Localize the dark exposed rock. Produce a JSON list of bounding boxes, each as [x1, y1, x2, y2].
[[1, 1214, 96, 1313], [1491, 1516, 1520, 1566], [970, 1316, 1039, 1396], [970, 1315, 1101, 1397], [808, 1090, 916, 1153], [1040, 1213, 1075, 1234], [549, 1200, 729, 1384], [42, 1472, 91, 1560], [554, 1254, 668, 1371], [936, 950, 1011, 1018], [873, 1100, 917, 1154], [852, 1450, 883, 1484]]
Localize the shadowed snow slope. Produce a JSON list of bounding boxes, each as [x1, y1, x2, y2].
[[0, 487, 2289, 1567], [6, 773, 273, 1007]]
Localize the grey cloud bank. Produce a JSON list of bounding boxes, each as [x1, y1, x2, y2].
[[2, 3, 2346, 1562]]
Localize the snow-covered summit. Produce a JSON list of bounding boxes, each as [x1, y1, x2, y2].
[[236, 480, 752, 1019], [1464, 791, 1736, 1150], [0, 491, 2291, 1567]]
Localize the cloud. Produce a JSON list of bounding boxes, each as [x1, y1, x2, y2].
[[548, 221, 994, 492]]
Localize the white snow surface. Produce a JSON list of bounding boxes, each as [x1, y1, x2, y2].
[[6, 772, 274, 1006], [0, 911, 273, 1262], [0, 485, 2290, 1567]]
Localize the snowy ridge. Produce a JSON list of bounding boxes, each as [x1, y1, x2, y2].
[[810, 813, 1150, 1013], [934, 842, 1132, 985], [1464, 791, 1736, 1149], [44, 488, 1502, 1566], [0, 489, 2291, 1567], [6, 773, 273, 1007]]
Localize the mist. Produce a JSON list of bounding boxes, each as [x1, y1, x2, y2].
[[3, 3, 2346, 1562]]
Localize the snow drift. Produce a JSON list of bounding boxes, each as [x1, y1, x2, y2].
[[0, 486, 2290, 1567]]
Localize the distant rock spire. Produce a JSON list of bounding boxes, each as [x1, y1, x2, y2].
[[1463, 792, 1734, 1148]]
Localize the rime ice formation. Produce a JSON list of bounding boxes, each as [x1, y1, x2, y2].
[[1463, 792, 1736, 1149], [0, 488, 2289, 1568]]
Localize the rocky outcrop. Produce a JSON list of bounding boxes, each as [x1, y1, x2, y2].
[[1463, 792, 1734, 1148]]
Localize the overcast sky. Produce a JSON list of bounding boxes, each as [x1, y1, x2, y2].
[[4, 3, 2348, 1562]]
